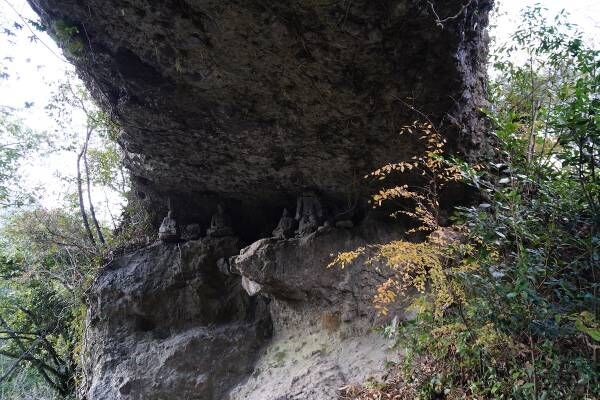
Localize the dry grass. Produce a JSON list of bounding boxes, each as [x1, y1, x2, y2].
[[337, 356, 473, 400], [321, 311, 341, 333]]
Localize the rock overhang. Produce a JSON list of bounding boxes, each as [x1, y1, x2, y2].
[[28, 0, 492, 236]]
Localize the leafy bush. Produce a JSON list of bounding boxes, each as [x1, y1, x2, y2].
[[0, 111, 41, 207], [0, 78, 131, 398], [0, 209, 99, 397], [339, 6, 599, 399], [0, 355, 60, 400]]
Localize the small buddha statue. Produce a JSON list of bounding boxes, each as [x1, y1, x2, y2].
[[272, 208, 296, 239], [206, 204, 234, 237], [295, 191, 323, 236], [158, 210, 180, 242]]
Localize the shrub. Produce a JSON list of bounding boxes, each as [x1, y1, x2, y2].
[[335, 6, 599, 399]]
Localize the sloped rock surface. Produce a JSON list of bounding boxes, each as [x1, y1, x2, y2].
[[228, 313, 398, 400], [28, 0, 492, 232], [228, 224, 412, 400]]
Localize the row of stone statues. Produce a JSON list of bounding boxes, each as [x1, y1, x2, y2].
[[159, 192, 352, 243], [159, 203, 235, 243], [271, 192, 327, 239]]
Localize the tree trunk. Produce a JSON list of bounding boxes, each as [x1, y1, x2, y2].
[[77, 127, 96, 247], [83, 131, 106, 245]]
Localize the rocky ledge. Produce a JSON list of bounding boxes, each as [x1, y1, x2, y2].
[[83, 237, 271, 400]]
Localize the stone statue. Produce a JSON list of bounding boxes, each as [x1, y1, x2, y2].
[[295, 192, 324, 236], [206, 204, 234, 237], [272, 208, 296, 239], [158, 210, 180, 242]]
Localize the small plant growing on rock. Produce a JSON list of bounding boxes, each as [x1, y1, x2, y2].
[[367, 121, 462, 233], [329, 120, 468, 317], [52, 20, 84, 57]]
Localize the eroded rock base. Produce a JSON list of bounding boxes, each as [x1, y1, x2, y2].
[[84, 224, 408, 399], [84, 238, 271, 400], [229, 302, 398, 400]]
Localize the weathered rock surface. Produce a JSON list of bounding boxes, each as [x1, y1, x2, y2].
[[228, 310, 398, 400], [84, 238, 271, 400], [84, 223, 411, 400], [233, 224, 404, 312], [228, 224, 411, 400], [28, 0, 492, 233]]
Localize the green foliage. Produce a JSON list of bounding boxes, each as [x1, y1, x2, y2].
[[108, 191, 153, 254], [0, 355, 59, 400], [45, 77, 128, 195], [489, 6, 599, 214], [52, 20, 84, 57], [0, 208, 102, 397], [86, 145, 124, 190], [0, 110, 40, 207], [0, 12, 132, 398], [346, 6, 598, 399], [0, 75, 129, 397], [0, 277, 78, 396]]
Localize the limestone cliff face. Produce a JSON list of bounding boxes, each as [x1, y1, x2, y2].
[[29, 0, 491, 234], [28, 1, 492, 398], [85, 223, 408, 400]]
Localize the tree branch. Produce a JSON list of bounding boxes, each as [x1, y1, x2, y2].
[[0, 338, 42, 384], [0, 316, 64, 392], [428, 0, 474, 28]]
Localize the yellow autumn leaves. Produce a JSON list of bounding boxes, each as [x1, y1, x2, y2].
[[329, 120, 477, 318]]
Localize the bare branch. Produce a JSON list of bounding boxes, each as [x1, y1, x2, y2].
[[0, 338, 42, 384], [427, 0, 474, 28]]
